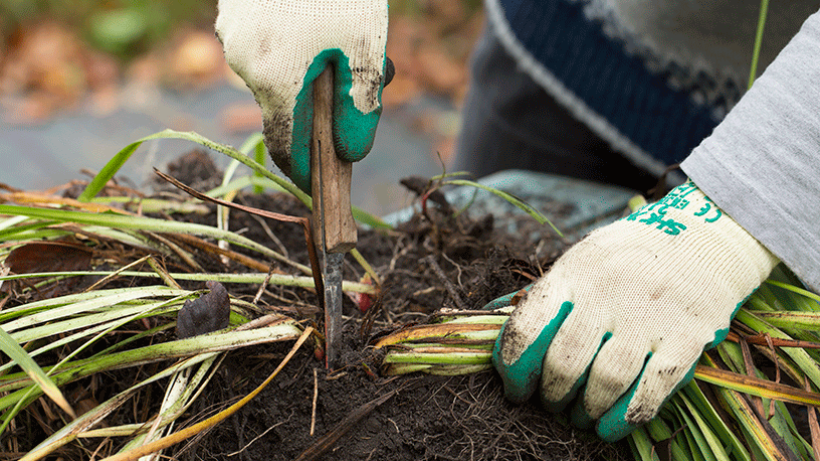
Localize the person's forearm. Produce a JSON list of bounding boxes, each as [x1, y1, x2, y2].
[[681, 8, 820, 292]]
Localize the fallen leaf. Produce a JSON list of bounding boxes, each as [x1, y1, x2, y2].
[[4, 241, 93, 276], [176, 281, 231, 338], [3, 240, 93, 298]]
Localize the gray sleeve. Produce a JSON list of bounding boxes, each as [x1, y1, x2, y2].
[[681, 9, 820, 293]]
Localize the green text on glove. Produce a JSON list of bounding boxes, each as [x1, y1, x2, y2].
[[625, 180, 723, 235]]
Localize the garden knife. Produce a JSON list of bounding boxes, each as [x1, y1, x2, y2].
[[310, 65, 357, 369]]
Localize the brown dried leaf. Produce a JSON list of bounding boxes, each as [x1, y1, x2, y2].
[[4, 241, 92, 276], [176, 281, 231, 339], [3, 240, 93, 298], [1, 190, 120, 213]]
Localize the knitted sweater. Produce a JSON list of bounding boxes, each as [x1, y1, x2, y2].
[[488, 0, 820, 291]]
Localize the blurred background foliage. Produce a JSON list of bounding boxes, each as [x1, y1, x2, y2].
[[0, 0, 218, 58], [0, 0, 483, 61], [0, 0, 485, 159]]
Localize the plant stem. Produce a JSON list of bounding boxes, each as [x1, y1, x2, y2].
[[748, 0, 769, 89]]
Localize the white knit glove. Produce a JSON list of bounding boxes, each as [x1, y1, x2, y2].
[[492, 180, 778, 441], [215, 0, 389, 193]]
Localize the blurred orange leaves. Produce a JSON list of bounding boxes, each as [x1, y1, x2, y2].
[[384, 1, 484, 108], [0, 1, 484, 131]]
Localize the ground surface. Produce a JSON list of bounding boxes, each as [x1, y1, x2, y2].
[[4, 153, 632, 460], [160, 155, 632, 461]]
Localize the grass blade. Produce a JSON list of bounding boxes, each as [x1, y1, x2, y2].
[[747, 0, 770, 89], [100, 327, 314, 461], [0, 271, 376, 295], [681, 382, 751, 461], [628, 427, 660, 461], [19, 352, 217, 461], [78, 130, 307, 204], [0, 322, 302, 400], [765, 280, 820, 305], [442, 179, 563, 237], [695, 366, 820, 407], [752, 311, 820, 331], [0, 327, 76, 419], [0, 204, 307, 273]]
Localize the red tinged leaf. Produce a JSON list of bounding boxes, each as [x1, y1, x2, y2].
[[5, 241, 92, 275], [314, 345, 325, 362], [352, 292, 373, 313], [350, 275, 374, 313], [806, 378, 820, 461], [2, 241, 93, 298]]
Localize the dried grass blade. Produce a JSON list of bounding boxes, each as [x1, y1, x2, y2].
[[153, 168, 325, 311], [374, 323, 501, 348], [163, 233, 271, 272], [728, 331, 820, 350], [100, 327, 314, 461], [695, 366, 820, 407], [83, 255, 154, 292], [804, 378, 820, 461], [739, 338, 766, 416], [0, 204, 299, 272], [716, 387, 791, 461], [294, 379, 411, 461], [154, 169, 305, 226], [0, 271, 377, 295], [19, 352, 218, 461], [736, 310, 820, 390]]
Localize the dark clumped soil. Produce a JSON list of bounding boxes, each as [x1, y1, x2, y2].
[[8, 151, 632, 460], [177, 194, 630, 461], [197, 352, 626, 461]]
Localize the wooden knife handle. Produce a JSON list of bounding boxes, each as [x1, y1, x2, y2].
[[310, 66, 357, 254]]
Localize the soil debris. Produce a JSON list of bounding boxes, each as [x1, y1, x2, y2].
[[6, 155, 632, 460], [169, 169, 630, 460]]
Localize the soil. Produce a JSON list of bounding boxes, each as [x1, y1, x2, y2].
[[6, 151, 632, 460]]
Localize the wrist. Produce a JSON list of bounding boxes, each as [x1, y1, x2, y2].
[[624, 181, 778, 288]]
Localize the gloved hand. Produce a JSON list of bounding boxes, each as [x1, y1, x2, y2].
[[491, 180, 779, 441], [215, 0, 389, 193]]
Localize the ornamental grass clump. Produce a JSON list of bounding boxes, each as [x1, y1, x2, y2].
[[0, 130, 383, 460], [378, 5, 820, 457], [376, 268, 820, 461]]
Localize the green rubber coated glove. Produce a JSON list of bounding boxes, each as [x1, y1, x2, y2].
[[491, 180, 779, 442], [215, 0, 389, 193]]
